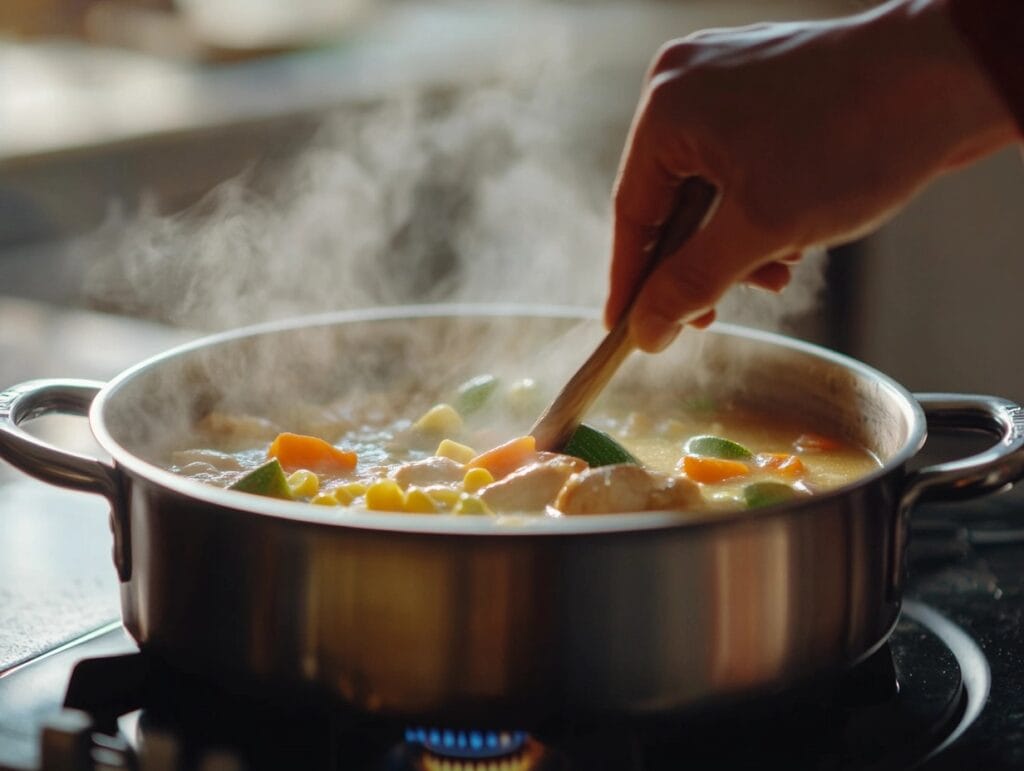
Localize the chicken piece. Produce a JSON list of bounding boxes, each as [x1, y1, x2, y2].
[[532, 452, 588, 474], [390, 456, 465, 487], [480, 459, 582, 513], [555, 464, 702, 515]]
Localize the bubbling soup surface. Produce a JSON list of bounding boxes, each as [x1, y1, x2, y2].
[[167, 373, 880, 516]]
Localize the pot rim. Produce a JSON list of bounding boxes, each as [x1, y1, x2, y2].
[[89, 303, 926, 536]]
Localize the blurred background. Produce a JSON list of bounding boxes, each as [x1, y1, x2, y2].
[[1, 0, 1022, 398], [1, 0, 1023, 679]]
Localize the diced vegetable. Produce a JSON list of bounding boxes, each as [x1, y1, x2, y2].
[[286, 469, 320, 498], [436, 438, 477, 464], [743, 481, 798, 508], [365, 479, 406, 511], [562, 424, 638, 467], [267, 432, 357, 473], [679, 455, 751, 484], [423, 486, 461, 509], [755, 452, 806, 480], [454, 375, 500, 415], [463, 467, 495, 493], [685, 435, 753, 460], [413, 404, 464, 436], [404, 487, 438, 514], [311, 492, 340, 506], [794, 433, 843, 453], [228, 458, 294, 500], [454, 493, 493, 516], [338, 481, 365, 499], [467, 435, 537, 479], [331, 486, 355, 505]]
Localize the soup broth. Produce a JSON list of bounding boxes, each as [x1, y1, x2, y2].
[[167, 372, 879, 516]]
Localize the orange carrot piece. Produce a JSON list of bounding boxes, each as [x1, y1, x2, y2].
[[756, 452, 807, 480], [794, 433, 843, 453], [267, 432, 357, 473], [467, 435, 537, 479], [679, 455, 750, 484]]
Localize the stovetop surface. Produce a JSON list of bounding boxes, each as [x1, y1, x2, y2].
[[2, 486, 1023, 771]]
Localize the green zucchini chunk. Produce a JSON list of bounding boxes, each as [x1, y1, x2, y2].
[[563, 424, 640, 467], [685, 435, 753, 460], [228, 458, 294, 500], [743, 481, 796, 508], [454, 374, 500, 415]]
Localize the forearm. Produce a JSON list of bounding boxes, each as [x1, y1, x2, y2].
[[864, 0, 1017, 173], [947, 0, 1024, 136]]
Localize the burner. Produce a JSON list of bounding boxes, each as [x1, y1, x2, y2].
[[0, 601, 995, 771], [401, 728, 546, 771]]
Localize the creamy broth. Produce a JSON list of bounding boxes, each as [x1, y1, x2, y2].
[[168, 375, 879, 516]]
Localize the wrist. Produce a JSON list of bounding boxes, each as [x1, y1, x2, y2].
[[880, 0, 1017, 168]]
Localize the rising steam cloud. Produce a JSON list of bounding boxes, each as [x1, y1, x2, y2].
[[80, 58, 826, 338]]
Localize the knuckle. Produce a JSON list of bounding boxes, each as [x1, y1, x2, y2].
[[647, 39, 696, 78], [644, 71, 681, 120]]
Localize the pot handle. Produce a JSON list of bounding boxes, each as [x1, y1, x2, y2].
[[0, 379, 130, 580], [901, 393, 1024, 509]]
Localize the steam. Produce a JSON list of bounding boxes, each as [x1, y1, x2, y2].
[[80, 70, 825, 338]]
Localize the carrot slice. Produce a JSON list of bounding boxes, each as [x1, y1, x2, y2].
[[755, 452, 807, 480], [267, 432, 357, 473], [467, 435, 537, 479], [794, 433, 843, 453], [679, 455, 750, 484]]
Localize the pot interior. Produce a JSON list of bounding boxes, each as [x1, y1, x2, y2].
[[99, 310, 921, 488]]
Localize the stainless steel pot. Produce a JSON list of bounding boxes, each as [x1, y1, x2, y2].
[[2, 306, 1022, 726]]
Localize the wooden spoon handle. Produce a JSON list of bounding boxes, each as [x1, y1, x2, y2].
[[530, 177, 718, 452]]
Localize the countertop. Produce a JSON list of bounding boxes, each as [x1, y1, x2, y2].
[[0, 297, 194, 673]]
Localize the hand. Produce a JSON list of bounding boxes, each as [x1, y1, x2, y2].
[[607, 0, 1016, 352]]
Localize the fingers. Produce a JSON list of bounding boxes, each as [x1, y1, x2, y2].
[[690, 309, 717, 329], [605, 115, 698, 328], [628, 200, 761, 352], [627, 224, 720, 352], [743, 261, 792, 292]]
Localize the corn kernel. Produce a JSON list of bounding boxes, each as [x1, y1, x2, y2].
[[330, 486, 355, 505], [463, 467, 494, 493], [435, 438, 477, 464], [413, 404, 463, 436], [423, 486, 461, 510], [287, 469, 320, 498], [311, 492, 339, 506], [365, 478, 405, 511], [404, 487, 438, 514], [454, 492, 492, 516], [341, 481, 366, 498]]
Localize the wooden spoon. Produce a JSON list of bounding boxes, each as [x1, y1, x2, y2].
[[530, 177, 718, 452]]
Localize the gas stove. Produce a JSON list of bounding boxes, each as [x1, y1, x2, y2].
[[2, 485, 1023, 771]]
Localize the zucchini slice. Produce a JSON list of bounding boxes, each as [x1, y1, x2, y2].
[[229, 458, 294, 500], [454, 374, 500, 415], [685, 435, 754, 460], [743, 481, 796, 508], [563, 424, 639, 467]]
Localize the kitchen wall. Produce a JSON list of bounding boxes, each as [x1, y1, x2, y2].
[[850, 148, 1024, 404]]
